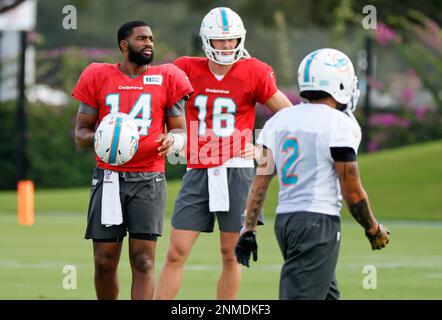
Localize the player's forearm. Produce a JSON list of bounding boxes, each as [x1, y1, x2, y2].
[[75, 111, 97, 149], [344, 188, 378, 235], [348, 195, 378, 235], [75, 128, 95, 148], [336, 161, 378, 235], [265, 90, 292, 113], [244, 174, 273, 231]]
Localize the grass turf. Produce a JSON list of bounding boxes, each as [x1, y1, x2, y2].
[[0, 214, 441, 299]]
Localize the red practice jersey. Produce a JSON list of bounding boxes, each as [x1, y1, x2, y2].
[[72, 62, 193, 172], [174, 57, 277, 168]]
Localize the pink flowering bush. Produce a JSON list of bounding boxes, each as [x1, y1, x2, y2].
[[367, 106, 442, 152], [369, 14, 442, 152], [375, 23, 398, 46], [365, 66, 441, 152]]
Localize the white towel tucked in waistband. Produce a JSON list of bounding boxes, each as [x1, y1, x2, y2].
[[101, 170, 123, 227], [223, 157, 254, 168], [207, 166, 229, 212], [205, 157, 254, 212]]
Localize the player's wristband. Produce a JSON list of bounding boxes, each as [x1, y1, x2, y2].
[[168, 133, 185, 153]]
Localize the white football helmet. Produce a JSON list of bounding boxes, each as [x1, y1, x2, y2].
[[200, 7, 250, 65], [94, 113, 139, 166], [297, 48, 360, 112]]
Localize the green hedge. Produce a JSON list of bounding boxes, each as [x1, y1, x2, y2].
[[27, 103, 96, 188], [0, 102, 95, 189]]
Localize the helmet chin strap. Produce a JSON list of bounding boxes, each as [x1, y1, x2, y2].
[[336, 103, 347, 111], [214, 52, 235, 64], [344, 107, 359, 125], [208, 43, 251, 65]]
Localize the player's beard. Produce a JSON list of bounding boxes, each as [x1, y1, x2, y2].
[[128, 43, 154, 65]]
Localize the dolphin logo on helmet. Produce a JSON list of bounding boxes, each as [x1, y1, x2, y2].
[[298, 48, 360, 112]]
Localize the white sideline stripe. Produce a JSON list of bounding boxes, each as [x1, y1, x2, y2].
[[424, 273, 442, 278], [1, 259, 441, 271], [341, 220, 442, 228]]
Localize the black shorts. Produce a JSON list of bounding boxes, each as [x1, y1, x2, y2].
[[84, 168, 166, 241], [275, 211, 341, 300]]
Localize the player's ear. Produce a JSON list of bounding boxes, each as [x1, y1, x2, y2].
[[119, 40, 128, 52]]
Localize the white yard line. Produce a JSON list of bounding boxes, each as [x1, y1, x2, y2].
[[1, 221, 440, 271], [1, 259, 441, 271]]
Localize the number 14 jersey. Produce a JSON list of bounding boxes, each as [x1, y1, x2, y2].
[[72, 62, 193, 172]]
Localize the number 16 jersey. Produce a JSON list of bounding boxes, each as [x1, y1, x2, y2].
[[174, 56, 278, 168]]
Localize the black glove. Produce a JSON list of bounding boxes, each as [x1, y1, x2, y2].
[[235, 231, 258, 267]]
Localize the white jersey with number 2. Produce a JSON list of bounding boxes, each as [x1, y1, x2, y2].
[[257, 103, 361, 216]]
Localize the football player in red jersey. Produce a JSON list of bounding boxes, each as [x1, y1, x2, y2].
[[155, 8, 292, 299], [73, 21, 193, 300]]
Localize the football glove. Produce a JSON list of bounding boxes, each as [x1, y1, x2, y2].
[[235, 231, 258, 267], [365, 224, 390, 250]]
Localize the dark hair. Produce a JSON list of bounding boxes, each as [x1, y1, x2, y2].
[[300, 90, 346, 110], [117, 21, 148, 51], [300, 90, 332, 102]]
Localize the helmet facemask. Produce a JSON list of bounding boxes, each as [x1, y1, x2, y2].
[[332, 75, 360, 112], [348, 76, 360, 112], [202, 35, 247, 65]]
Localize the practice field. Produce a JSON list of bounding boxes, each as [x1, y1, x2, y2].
[[0, 140, 441, 299], [0, 214, 441, 300]]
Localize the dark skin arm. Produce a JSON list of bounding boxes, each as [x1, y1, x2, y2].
[[335, 161, 379, 236], [156, 114, 187, 157], [75, 112, 97, 149]]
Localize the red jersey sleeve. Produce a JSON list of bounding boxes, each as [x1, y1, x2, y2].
[[253, 59, 278, 104], [71, 63, 100, 108], [173, 56, 189, 73], [166, 63, 194, 109]]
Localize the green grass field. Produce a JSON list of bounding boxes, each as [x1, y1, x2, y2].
[[0, 140, 441, 299]]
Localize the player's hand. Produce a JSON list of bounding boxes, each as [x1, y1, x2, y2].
[[156, 134, 174, 157], [365, 224, 390, 250], [241, 143, 259, 160], [235, 231, 258, 267]]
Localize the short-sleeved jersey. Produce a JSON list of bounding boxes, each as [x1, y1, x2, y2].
[[257, 103, 362, 216], [174, 56, 278, 168], [72, 62, 193, 172]]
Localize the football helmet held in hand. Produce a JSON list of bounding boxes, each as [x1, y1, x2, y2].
[[94, 113, 139, 166]]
